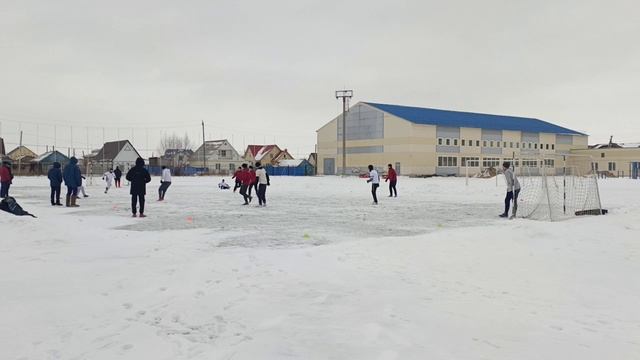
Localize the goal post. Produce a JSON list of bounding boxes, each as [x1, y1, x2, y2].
[[514, 153, 603, 221]]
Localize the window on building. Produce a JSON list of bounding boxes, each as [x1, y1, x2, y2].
[[522, 159, 537, 167], [534, 143, 538, 149], [601, 153, 605, 158], [461, 139, 466, 146], [229, 164, 235, 171], [490, 141, 494, 147], [592, 162, 598, 171], [544, 159, 555, 167], [219, 150, 227, 157], [609, 162, 616, 171], [445, 138, 451, 146], [438, 138, 443, 145], [483, 140, 487, 147], [461, 157, 480, 167], [509, 142, 513, 148], [482, 157, 500, 168], [438, 156, 458, 167], [545, 144, 549, 150], [551, 144, 555, 150], [528, 142, 532, 149], [516, 142, 520, 149], [502, 142, 506, 148], [453, 139, 458, 146], [215, 163, 221, 170], [476, 140, 480, 147]]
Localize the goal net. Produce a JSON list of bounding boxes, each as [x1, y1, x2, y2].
[[513, 154, 603, 221]]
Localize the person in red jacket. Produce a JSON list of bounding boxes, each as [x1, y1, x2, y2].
[[247, 165, 258, 197], [0, 161, 14, 198], [238, 163, 253, 205], [385, 163, 398, 197], [231, 167, 242, 193]]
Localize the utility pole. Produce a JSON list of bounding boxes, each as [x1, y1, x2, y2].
[[202, 120, 206, 174], [335, 90, 353, 175], [18, 131, 23, 176]]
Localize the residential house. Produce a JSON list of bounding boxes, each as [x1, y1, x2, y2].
[[7, 145, 37, 174], [85, 140, 142, 174], [244, 145, 294, 166], [31, 150, 70, 175], [190, 139, 243, 175]]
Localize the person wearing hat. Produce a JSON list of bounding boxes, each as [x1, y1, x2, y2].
[[126, 157, 151, 217], [47, 162, 63, 205], [500, 161, 521, 218], [63, 157, 82, 207]]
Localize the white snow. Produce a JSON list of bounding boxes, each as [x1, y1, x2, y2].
[[1, 176, 639, 359]]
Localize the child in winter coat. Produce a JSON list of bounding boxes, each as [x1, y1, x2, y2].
[[47, 162, 63, 205]]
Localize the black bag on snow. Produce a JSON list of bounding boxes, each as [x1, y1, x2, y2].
[[0, 197, 36, 218]]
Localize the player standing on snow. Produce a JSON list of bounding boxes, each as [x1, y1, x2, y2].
[[103, 169, 115, 194], [0, 161, 14, 198], [255, 162, 270, 207], [500, 161, 521, 218], [247, 165, 257, 198], [367, 164, 380, 205], [385, 163, 398, 197], [238, 163, 253, 205], [158, 166, 171, 201], [63, 157, 82, 207], [48, 162, 63, 206], [126, 157, 151, 218], [232, 167, 242, 192], [113, 166, 122, 188]]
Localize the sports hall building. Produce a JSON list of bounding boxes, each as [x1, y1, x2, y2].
[[316, 102, 588, 176]]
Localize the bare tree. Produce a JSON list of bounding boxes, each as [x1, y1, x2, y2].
[[158, 133, 193, 154]]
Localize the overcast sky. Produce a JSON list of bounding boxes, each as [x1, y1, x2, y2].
[[1, 0, 639, 157]]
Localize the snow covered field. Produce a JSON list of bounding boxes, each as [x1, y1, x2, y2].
[[1, 176, 639, 360]]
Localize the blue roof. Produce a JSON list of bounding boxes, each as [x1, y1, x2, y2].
[[364, 102, 586, 136]]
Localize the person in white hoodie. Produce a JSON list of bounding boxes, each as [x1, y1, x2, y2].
[[158, 166, 172, 201], [366, 164, 380, 205], [500, 161, 521, 218], [103, 169, 115, 194], [255, 162, 270, 207]]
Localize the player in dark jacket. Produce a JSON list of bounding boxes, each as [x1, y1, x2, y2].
[[63, 157, 82, 207], [0, 161, 13, 198], [114, 166, 122, 188], [47, 162, 63, 206], [126, 157, 152, 217]]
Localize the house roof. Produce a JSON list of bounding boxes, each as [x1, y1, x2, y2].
[[589, 142, 640, 149], [193, 139, 236, 156], [95, 140, 138, 161], [32, 151, 70, 163], [277, 159, 306, 167], [363, 102, 586, 136], [246, 145, 277, 160], [7, 145, 37, 161]]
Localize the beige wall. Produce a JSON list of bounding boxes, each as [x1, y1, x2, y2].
[[571, 147, 640, 176]]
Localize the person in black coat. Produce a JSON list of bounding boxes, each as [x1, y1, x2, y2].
[[114, 166, 122, 188], [47, 162, 63, 206], [126, 157, 151, 218], [62, 157, 82, 207]]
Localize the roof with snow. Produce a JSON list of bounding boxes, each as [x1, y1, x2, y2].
[[589, 142, 640, 149], [32, 150, 70, 163], [246, 145, 277, 161], [363, 102, 586, 136], [277, 159, 304, 167]]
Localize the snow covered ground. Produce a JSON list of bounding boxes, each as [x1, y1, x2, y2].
[[1, 175, 639, 360]]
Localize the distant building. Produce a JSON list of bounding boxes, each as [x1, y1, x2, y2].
[[85, 140, 142, 174], [571, 142, 640, 177], [8, 145, 37, 163], [190, 139, 243, 175], [244, 145, 294, 166], [161, 148, 194, 167], [317, 102, 587, 176], [31, 151, 70, 175]]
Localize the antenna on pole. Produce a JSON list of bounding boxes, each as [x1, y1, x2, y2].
[[335, 89, 353, 176], [202, 121, 206, 174]]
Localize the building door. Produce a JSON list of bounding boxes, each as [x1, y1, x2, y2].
[[323, 158, 335, 175], [395, 162, 401, 175]]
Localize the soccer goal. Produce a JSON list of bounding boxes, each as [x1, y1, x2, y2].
[[514, 154, 604, 221]]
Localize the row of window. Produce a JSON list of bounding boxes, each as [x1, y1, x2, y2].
[[437, 137, 556, 150], [212, 163, 237, 171], [438, 156, 556, 168], [592, 162, 617, 171]]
